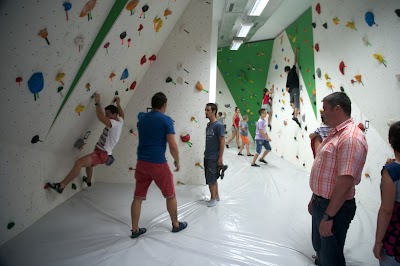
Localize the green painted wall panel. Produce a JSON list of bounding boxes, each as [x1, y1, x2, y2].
[[217, 40, 274, 135]]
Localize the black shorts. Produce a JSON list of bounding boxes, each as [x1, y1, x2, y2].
[[204, 158, 218, 185]]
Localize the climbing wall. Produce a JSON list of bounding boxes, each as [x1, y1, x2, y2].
[[217, 40, 274, 136], [265, 29, 317, 171], [95, 0, 214, 185], [311, 0, 400, 211], [0, 0, 192, 245]]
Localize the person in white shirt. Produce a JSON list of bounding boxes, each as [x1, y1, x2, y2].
[[47, 93, 124, 193]]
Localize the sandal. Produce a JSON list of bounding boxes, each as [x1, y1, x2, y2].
[[172, 222, 188, 233], [218, 165, 228, 180], [83, 176, 92, 187], [131, 228, 147, 238], [247, 154, 254, 156]]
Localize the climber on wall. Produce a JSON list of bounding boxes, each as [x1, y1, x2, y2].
[[46, 93, 124, 193], [262, 87, 274, 131], [285, 47, 301, 128]]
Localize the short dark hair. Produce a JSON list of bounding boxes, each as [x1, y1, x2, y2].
[[389, 121, 400, 153], [218, 112, 222, 116], [151, 92, 167, 109], [322, 92, 351, 116], [263, 88, 268, 93], [258, 108, 266, 116], [105, 105, 118, 115], [206, 103, 218, 117], [284, 66, 291, 72]]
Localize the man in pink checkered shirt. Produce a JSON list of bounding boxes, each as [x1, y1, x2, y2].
[[309, 92, 368, 266]]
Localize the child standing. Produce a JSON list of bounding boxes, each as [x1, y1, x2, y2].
[[238, 115, 253, 156]]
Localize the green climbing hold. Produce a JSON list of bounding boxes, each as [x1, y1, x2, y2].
[[7, 222, 15, 230], [71, 183, 77, 190]]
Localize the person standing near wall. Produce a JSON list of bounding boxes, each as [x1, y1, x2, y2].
[[217, 111, 227, 133], [373, 121, 400, 265], [285, 47, 301, 128], [262, 87, 274, 131], [204, 103, 227, 207], [130, 92, 187, 238], [46, 93, 124, 193], [309, 112, 331, 158], [237, 115, 253, 156], [251, 108, 272, 167], [226, 107, 241, 149], [309, 92, 368, 266]]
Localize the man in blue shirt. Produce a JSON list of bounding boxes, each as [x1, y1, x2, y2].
[[204, 103, 227, 207], [130, 92, 187, 238]]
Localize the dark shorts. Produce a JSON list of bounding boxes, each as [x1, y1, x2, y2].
[[290, 88, 300, 109], [134, 160, 175, 200], [255, 139, 271, 154], [204, 158, 218, 185], [89, 148, 109, 166]]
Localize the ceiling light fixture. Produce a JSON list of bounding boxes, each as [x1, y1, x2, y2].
[[230, 39, 243, 50], [248, 0, 269, 16], [236, 22, 253, 38]]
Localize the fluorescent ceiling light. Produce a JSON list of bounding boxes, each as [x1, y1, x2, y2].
[[230, 39, 243, 50], [248, 0, 269, 16], [236, 22, 253, 38]]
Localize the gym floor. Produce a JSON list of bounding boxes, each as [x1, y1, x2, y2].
[[0, 147, 377, 266]]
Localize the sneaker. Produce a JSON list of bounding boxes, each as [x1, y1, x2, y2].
[[218, 165, 228, 179], [172, 222, 188, 233], [268, 124, 272, 131], [206, 199, 218, 207], [131, 228, 147, 238], [82, 176, 92, 187], [46, 182, 64, 194], [251, 164, 260, 167], [259, 159, 268, 164], [226, 144, 229, 148], [238, 152, 244, 156], [216, 197, 220, 201]]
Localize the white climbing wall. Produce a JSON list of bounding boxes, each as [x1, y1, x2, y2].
[[0, 0, 192, 245], [95, 0, 214, 185]]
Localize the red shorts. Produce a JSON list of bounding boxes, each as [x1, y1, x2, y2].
[[90, 148, 108, 166], [134, 160, 175, 200]]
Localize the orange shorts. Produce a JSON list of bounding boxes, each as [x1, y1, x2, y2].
[[241, 136, 249, 145], [89, 148, 109, 166], [134, 160, 175, 200]]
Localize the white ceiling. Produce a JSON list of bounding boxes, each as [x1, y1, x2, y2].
[[216, 0, 313, 47]]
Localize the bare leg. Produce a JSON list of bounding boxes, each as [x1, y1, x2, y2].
[[246, 144, 251, 155], [238, 142, 245, 154], [86, 166, 93, 182], [252, 153, 259, 164], [226, 130, 236, 145], [260, 150, 270, 160], [209, 182, 218, 200], [166, 197, 179, 227], [60, 154, 93, 189], [131, 198, 143, 232], [215, 182, 219, 200], [294, 107, 299, 118], [235, 131, 240, 147], [268, 111, 272, 125]]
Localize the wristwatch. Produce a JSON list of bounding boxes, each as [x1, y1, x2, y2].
[[322, 212, 334, 221], [95, 102, 100, 106]]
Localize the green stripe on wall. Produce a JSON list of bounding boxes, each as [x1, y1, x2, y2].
[[285, 7, 317, 117], [47, 0, 128, 135]]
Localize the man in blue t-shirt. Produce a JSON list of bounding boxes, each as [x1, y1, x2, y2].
[[130, 92, 187, 239], [251, 108, 272, 167], [204, 103, 227, 207]]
